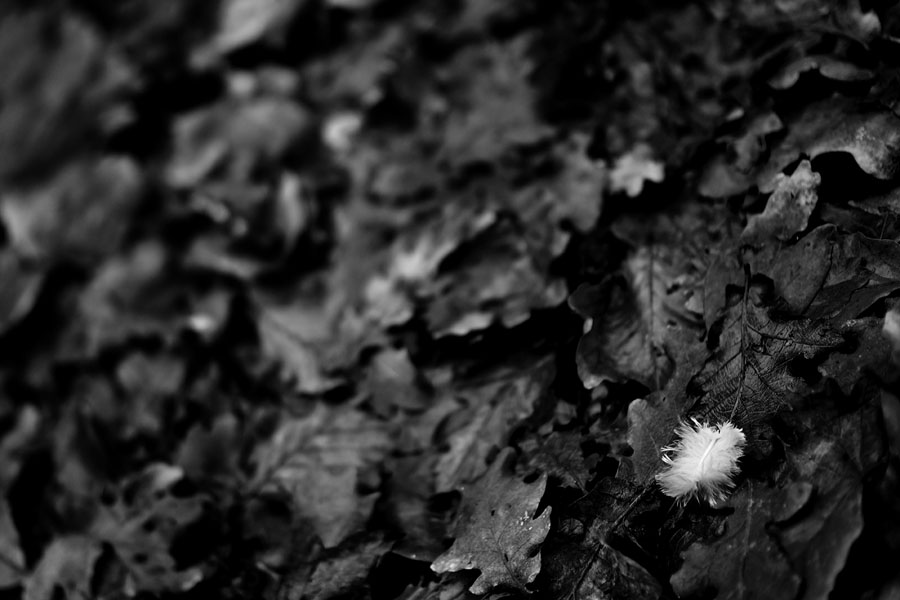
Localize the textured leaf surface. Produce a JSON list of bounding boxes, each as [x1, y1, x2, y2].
[[570, 280, 672, 390], [690, 278, 844, 424], [431, 448, 552, 594]]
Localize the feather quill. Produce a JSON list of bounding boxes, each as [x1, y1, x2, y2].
[[656, 419, 746, 506]]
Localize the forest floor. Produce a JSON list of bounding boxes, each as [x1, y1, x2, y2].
[[1, 1, 900, 599]]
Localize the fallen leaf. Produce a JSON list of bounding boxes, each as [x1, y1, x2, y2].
[[23, 536, 102, 600], [431, 448, 552, 595], [742, 160, 820, 243], [288, 534, 392, 600], [608, 144, 665, 197], [256, 300, 343, 394], [769, 55, 874, 89], [520, 431, 590, 491], [623, 243, 705, 356], [422, 211, 568, 337], [0, 251, 43, 335], [212, 0, 308, 54], [438, 41, 553, 169], [166, 96, 312, 188], [699, 111, 784, 198], [540, 477, 661, 599], [434, 359, 554, 492], [0, 498, 24, 588], [176, 413, 240, 481], [2, 157, 143, 262], [0, 11, 132, 186], [90, 464, 205, 594], [758, 97, 900, 190], [689, 276, 844, 425], [773, 388, 883, 600], [252, 403, 391, 548], [670, 480, 803, 600], [625, 335, 709, 483], [570, 280, 672, 391]]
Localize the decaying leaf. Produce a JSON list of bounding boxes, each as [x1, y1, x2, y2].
[[690, 276, 843, 425], [431, 448, 552, 594]]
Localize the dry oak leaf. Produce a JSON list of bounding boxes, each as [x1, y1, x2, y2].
[[431, 448, 552, 595], [758, 97, 900, 191]]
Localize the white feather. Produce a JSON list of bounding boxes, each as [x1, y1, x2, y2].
[[655, 419, 746, 506]]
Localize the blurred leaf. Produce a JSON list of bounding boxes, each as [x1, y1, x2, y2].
[[769, 55, 874, 89], [256, 301, 343, 394], [699, 112, 784, 199], [212, 0, 308, 54], [286, 534, 391, 600], [434, 359, 553, 492], [24, 536, 101, 600], [438, 41, 552, 169], [608, 144, 665, 197], [2, 158, 142, 263], [252, 403, 391, 548], [0, 11, 132, 186], [90, 464, 205, 594], [166, 96, 312, 188], [176, 413, 240, 481], [0, 252, 43, 335], [431, 448, 552, 595], [0, 498, 24, 588]]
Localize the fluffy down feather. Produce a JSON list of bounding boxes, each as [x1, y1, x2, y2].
[[656, 419, 746, 506]]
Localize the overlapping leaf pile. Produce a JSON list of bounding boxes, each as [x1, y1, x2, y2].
[[2, 0, 900, 599]]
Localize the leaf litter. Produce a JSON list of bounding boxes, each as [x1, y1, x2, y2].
[[2, 0, 900, 599]]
